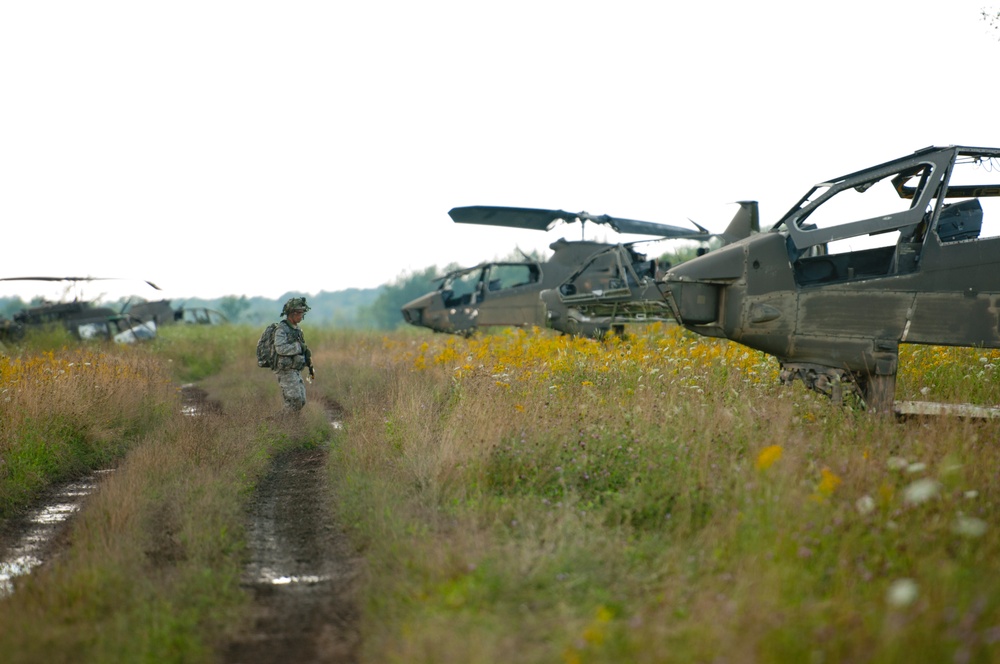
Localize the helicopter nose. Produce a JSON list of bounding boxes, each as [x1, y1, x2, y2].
[[662, 244, 743, 327], [401, 306, 423, 325], [664, 279, 720, 325]]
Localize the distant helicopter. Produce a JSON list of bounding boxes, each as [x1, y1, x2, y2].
[[0, 277, 161, 344], [401, 205, 756, 337], [127, 300, 229, 327], [654, 145, 1000, 413]]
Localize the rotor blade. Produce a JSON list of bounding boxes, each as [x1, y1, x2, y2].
[[578, 213, 709, 239], [0, 276, 161, 290], [449, 205, 709, 238], [0, 276, 94, 282], [449, 206, 574, 231]]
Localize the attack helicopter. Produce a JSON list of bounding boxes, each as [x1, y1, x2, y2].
[[539, 201, 759, 335], [401, 205, 755, 337], [0, 277, 161, 344], [651, 145, 1000, 414]]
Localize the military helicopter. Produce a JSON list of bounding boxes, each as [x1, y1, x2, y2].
[[127, 300, 229, 327], [539, 202, 759, 335], [652, 145, 1000, 414], [401, 205, 754, 337], [0, 277, 161, 344]]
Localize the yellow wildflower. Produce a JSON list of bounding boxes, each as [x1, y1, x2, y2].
[[814, 468, 843, 500], [755, 445, 783, 471]]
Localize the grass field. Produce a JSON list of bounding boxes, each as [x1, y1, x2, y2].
[[322, 324, 1000, 663], [1, 323, 998, 662]]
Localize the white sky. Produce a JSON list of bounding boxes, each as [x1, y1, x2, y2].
[[1, 1, 998, 302]]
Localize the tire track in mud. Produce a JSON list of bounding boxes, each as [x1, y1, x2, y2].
[[222, 445, 361, 664], [1, 386, 362, 661], [0, 385, 210, 596], [0, 470, 112, 597], [188, 386, 362, 662]]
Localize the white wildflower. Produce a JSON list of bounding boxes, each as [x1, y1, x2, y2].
[[903, 478, 940, 504], [855, 495, 876, 515], [887, 456, 909, 470], [887, 579, 919, 607], [952, 516, 987, 538]]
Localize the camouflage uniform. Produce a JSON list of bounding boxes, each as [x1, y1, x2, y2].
[[273, 297, 311, 412]]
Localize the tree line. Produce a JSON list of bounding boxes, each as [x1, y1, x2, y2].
[[183, 265, 449, 330]]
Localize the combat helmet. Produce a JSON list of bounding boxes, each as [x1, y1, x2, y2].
[[281, 296, 311, 317]]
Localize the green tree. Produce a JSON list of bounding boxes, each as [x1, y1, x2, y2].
[[659, 242, 714, 270], [0, 296, 27, 319], [218, 295, 251, 322]]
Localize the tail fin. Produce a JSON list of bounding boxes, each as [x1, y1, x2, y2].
[[716, 200, 759, 246]]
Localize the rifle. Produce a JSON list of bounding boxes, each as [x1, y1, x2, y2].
[[303, 346, 315, 382]]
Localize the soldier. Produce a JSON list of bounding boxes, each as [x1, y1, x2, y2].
[[273, 296, 314, 412]]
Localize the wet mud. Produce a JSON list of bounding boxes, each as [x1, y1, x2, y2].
[[183, 384, 361, 661], [221, 447, 361, 664], [0, 470, 112, 597], [180, 383, 223, 416]]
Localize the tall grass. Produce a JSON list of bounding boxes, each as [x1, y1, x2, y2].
[[327, 325, 1000, 663], [0, 344, 174, 517], [0, 325, 330, 663], [151, 323, 247, 383]]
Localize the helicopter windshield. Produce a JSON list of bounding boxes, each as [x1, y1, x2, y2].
[[440, 268, 484, 307], [774, 161, 937, 252], [438, 262, 542, 308], [774, 147, 1000, 255]]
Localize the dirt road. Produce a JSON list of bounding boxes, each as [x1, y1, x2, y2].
[[0, 386, 363, 663], [221, 446, 361, 663]]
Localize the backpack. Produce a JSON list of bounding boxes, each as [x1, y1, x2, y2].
[[256, 322, 280, 368]]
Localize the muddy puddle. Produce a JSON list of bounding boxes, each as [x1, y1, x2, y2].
[[180, 383, 221, 416], [222, 447, 361, 663], [0, 469, 112, 598]]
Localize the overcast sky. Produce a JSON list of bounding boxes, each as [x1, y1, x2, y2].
[[1, 1, 997, 303]]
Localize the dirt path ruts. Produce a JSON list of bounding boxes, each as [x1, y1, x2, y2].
[[1, 386, 361, 661], [221, 446, 361, 664]]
